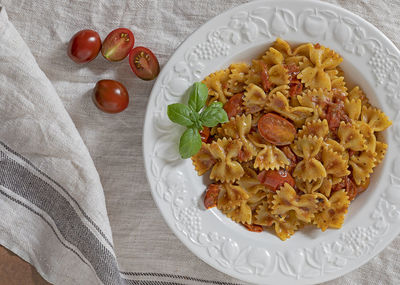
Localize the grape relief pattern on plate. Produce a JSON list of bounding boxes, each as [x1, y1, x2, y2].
[[149, 6, 400, 280]]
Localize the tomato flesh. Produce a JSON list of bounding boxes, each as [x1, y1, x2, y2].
[[67, 30, 101, 63], [260, 62, 272, 92], [204, 184, 220, 209], [257, 169, 295, 191], [93, 80, 129, 113], [101, 28, 135, 62], [199, 127, 210, 143], [223, 93, 244, 118], [258, 113, 296, 145], [243, 224, 263, 232], [129, 46, 160, 80]]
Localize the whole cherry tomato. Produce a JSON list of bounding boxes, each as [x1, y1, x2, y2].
[[101, 28, 135, 62], [258, 113, 296, 145], [129, 46, 160, 80], [223, 93, 244, 118], [93, 80, 129, 113], [67, 29, 101, 63]]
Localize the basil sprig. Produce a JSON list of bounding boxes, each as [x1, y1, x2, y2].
[[167, 82, 228, 159]]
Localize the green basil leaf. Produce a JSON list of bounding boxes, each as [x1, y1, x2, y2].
[[209, 101, 223, 108], [167, 103, 195, 127], [179, 127, 202, 159], [188, 82, 209, 112], [199, 105, 229, 127]]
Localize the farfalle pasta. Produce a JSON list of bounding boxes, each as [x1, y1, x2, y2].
[[193, 39, 392, 240]]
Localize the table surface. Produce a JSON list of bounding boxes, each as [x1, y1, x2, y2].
[[0, 245, 50, 285]]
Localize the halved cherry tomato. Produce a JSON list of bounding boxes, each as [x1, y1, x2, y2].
[[93, 79, 129, 113], [281, 146, 297, 173], [101, 28, 135, 62], [243, 223, 263, 232], [289, 79, 303, 97], [257, 169, 295, 191], [258, 113, 296, 145], [326, 101, 350, 131], [67, 30, 101, 63], [129, 46, 160, 80], [223, 93, 244, 118], [356, 177, 370, 196], [199, 127, 210, 143], [260, 62, 272, 92], [285, 63, 300, 79], [345, 176, 357, 201], [204, 184, 220, 209]]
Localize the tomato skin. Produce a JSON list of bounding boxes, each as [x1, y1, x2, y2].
[[223, 93, 244, 118], [204, 184, 220, 209], [199, 127, 210, 143], [260, 62, 272, 92], [129, 46, 160, 80], [93, 80, 129, 113], [257, 169, 295, 191], [67, 30, 101, 63], [101, 28, 135, 62], [258, 113, 296, 146], [243, 224, 263, 232]]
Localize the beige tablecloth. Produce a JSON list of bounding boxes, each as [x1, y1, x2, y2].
[[0, 0, 399, 284]]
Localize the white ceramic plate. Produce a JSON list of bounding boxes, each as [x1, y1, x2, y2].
[[143, 1, 400, 284]]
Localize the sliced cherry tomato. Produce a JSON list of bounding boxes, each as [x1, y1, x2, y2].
[[223, 93, 244, 118], [101, 28, 135, 62], [315, 43, 321, 49], [67, 29, 101, 63], [199, 127, 210, 143], [204, 184, 220, 209], [345, 176, 357, 201], [326, 100, 350, 131], [243, 223, 263, 232], [258, 113, 296, 146], [129, 46, 160, 80], [93, 79, 129, 113], [289, 79, 303, 97], [281, 146, 297, 173], [257, 169, 295, 191], [356, 177, 370, 196], [260, 62, 272, 92], [285, 63, 300, 78]]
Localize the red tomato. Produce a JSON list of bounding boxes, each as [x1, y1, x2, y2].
[[67, 30, 101, 63], [101, 28, 135, 62], [243, 224, 263, 232], [93, 80, 129, 113], [345, 176, 357, 201], [129, 46, 160, 80], [223, 93, 244, 118], [356, 177, 370, 196], [257, 169, 295, 191], [258, 113, 296, 145], [204, 184, 220, 209], [260, 62, 272, 92], [289, 79, 303, 97], [199, 127, 210, 143]]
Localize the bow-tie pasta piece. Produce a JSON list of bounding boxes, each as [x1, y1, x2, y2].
[[324, 138, 348, 162], [361, 106, 392, 132], [374, 141, 388, 167], [255, 200, 302, 241], [355, 121, 376, 153], [246, 59, 263, 86], [297, 45, 343, 90], [297, 88, 332, 117], [348, 86, 369, 106], [272, 38, 294, 58], [296, 177, 324, 194], [222, 201, 253, 224], [268, 64, 290, 86], [349, 151, 376, 185], [202, 69, 230, 104], [314, 189, 350, 231], [191, 143, 216, 175], [297, 119, 329, 138], [217, 183, 249, 211], [328, 69, 348, 95], [322, 146, 350, 178], [272, 183, 320, 223], [338, 122, 366, 151], [318, 178, 333, 198], [243, 83, 267, 114], [344, 98, 362, 121], [208, 138, 244, 183], [248, 133, 290, 170], [227, 63, 250, 94], [269, 84, 290, 98], [262, 47, 284, 67], [217, 114, 257, 162]]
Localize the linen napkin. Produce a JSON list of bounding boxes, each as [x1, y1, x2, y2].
[[0, 0, 399, 285]]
